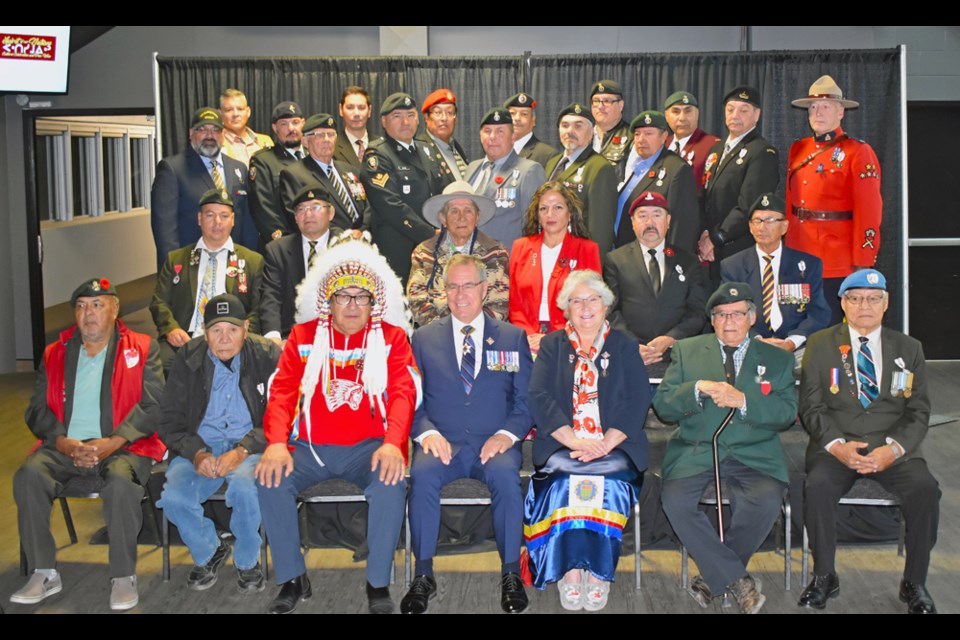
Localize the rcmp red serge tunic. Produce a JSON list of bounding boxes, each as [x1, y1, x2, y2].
[[785, 127, 882, 279]]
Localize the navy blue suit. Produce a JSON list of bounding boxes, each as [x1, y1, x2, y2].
[[720, 244, 831, 343], [150, 146, 253, 270], [409, 315, 533, 570]]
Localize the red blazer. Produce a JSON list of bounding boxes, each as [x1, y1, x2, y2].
[[508, 233, 602, 334]]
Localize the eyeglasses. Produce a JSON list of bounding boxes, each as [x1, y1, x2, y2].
[[444, 281, 483, 294], [712, 310, 749, 321], [295, 203, 332, 215], [591, 98, 621, 107], [332, 292, 373, 306], [749, 217, 786, 227], [844, 294, 885, 307], [568, 295, 603, 308]]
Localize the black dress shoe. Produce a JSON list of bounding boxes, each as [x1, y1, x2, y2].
[[367, 582, 395, 614], [798, 573, 840, 610], [267, 574, 312, 614], [400, 575, 437, 614], [500, 572, 529, 614], [899, 580, 937, 614]]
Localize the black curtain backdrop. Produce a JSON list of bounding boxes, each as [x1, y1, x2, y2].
[[157, 47, 902, 328]]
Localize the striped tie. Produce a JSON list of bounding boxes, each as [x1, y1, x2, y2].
[[460, 326, 476, 394], [210, 162, 225, 191], [453, 147, 468, 178], [857, 336, 879, 408], [307, 241, 318, 269], [328, 164, 358, 222], [762, 254, 775, 331]]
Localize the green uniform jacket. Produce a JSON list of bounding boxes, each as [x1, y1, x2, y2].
[[653, 334, 797, 483], [799, 324, 929, 466], [544, 147, 618, 258], [151, 243, 264, 337]]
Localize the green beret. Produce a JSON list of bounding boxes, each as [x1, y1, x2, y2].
[[663, 91, 699, 110], [630, 110, 670, 132], [380, 92, 417, 115], [748, 193, 786, 218], [70, 277, 118, 306], [291, 183, 335, 209], [479, 107, 513, 128], [591, 80, 623, 98], [302, 113, 337, 134], [503, 92, 536, 109], [199, 188, 234, 209], [723, 86, 762, 109], [557, 102, 595, 127], [706, 282, 756, 312]]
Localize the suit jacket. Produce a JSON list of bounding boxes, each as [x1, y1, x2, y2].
[[701, 129, 780, 262], [665, 128, 721, 197], [362, 134, 453, 283], [508, 233, 601, 334], [518, 133, 559, 169], [260, 231, 340, 338], [279, 156, 370, 232], [249, 144, 303, 245], [799, 325, 929, 465], [466, 151, 547, 248], [652, 334, 797, 482], [528, 328, 650, 471], [720, 244, 831, 341], [604, 243, 706, 344], [334, 130, 364, 166], [150, 146, 251, 270], [544, 147, 619, 257], [151, 243, 264, 337], [412, 315, 533, 451], [613, 149, 699, 254], [415, 130, 469, 179]]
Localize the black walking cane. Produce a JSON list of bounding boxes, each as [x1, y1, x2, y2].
[[711, 408, 737, 542]]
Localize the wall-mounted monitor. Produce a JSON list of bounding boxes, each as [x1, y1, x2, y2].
[[0, 26, 71, 94]]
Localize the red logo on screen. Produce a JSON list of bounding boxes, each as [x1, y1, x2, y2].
[[1, 34, 57, 61]]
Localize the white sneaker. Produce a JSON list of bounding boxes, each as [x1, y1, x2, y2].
[[110, 575, 139, 611], [10, 570, 62, 604]]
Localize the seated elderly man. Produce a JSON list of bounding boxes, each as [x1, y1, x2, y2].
[[256, 236, 419, 614], [151, 188, 264, 372], [11, 278, 165, 611], [157, 294, 281, 594], [407, 181, 509, 327], [798, 269, 939, 614], [404, 254, 532, 614], [604, 190, 706, 378], [721, 193, 830, 358], [653, 282, 797, 614]]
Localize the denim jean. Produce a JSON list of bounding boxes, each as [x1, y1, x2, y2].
[[159, 441, 262, 570]]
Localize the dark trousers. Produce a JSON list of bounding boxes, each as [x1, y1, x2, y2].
[[662, 457, 786, 594], [804, 455, 940, 583], [13, 447, 152, 577], [257, 438, 405, 587], [409, 443, 522, 571]]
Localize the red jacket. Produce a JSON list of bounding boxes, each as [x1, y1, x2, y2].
[[665, 128, 721, 197], [785, 128, 882, 278], [41, 321, 165, 461], [508, 233, 602, 334], [264, 319, 418, 461]]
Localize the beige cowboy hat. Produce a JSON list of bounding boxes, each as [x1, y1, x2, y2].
[[792, 75, 859, 109], [422, 181, 496, 228]]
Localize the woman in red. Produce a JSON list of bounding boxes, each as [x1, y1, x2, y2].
[[509, 181, 601, 354]]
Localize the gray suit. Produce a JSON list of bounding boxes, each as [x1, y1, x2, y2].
[[466, 151, 546, 249]]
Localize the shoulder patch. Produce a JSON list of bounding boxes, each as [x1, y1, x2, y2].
[[248, 165, 257, 181], [367, 156, 379, 171]]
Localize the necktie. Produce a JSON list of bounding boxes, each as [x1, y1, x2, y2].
[[719, 142, 734, 167], [857, 336, 879, 407], [474, 161, 494, 193], [452, 146, 468, 178], [548, 156, 569, 181], [762, 254, 775, 332], [460, 326, 476, 394], [647, 248, 661, 295], [328, 163, 358, 221], [210, 162, 225, 191], [195, 249, 223, 333], [295, 148, 304, 160], [307, 241, 318, 269], [723, 345, 738, 384], [356, 139, 365, 160], [672, 139, 680, 153]]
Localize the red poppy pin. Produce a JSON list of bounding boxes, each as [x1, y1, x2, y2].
[[99, 278, 111, 290], [664, 247, 675, 257], [648, 171, 656, 178], [495, 176, 504, 185], [839, 345, 851, 356], [612, 136, 622, 145]]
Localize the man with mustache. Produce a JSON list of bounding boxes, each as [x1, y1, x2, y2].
[[249, 101, 307, 245], [151, 107, 252, 269]]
